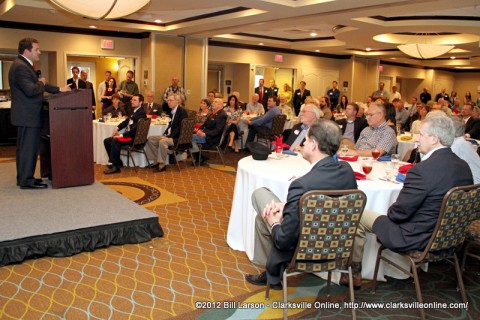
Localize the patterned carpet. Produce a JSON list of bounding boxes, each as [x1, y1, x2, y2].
[[1, 145, 479, 319]]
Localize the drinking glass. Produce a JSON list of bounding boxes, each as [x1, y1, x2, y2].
[[117, 112, 122, 119], [106, 113, 112, 122], [391, 153, 400, 170], [275, 144, 283, 159], [161, 112, 166, 120], [362, 158, 373, 178], [340, 144, 349, 157], [372, 148, 380, 160], [383, 161, 394, 179]]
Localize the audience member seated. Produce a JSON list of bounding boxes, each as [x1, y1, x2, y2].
[[191, 98, 228, 165], [336, 103, 368, 143], [145, 94, 188, 173], [347, 102, 397, 157], [101, 77, 117, 111], [393, 99, 409, 129], [278, 95, 294, 118], [246, 94, 264, 114], [103, 94, 146, 174], [319, 96, 333, 120], [225, 95, 243, 153], [342, 114, 473, 289], [102, 94, 126, 118], [143, 91, 161, 116], [245, 120, 357, 290], [245, 97, 281, 146], [195, 99, 211, 127], [335, 94, 348, 113], [410, 103, 430, 134], [284, 103, 321, 152], [384, 102, 397, 134], [462, 103, 480, 139], [450, 116, 480, 184]]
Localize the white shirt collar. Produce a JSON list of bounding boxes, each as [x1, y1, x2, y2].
[[421, 146, 447, 161], [21, 54, 33, 66]]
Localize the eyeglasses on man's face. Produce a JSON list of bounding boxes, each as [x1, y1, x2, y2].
[[365, 111, 381, 117]]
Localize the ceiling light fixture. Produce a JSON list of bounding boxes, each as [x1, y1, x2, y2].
[[310, 32, 318, 37], [49, 0, 150, 20], [154, 19, 162, 23], [396, 33, 454, 59], [365, 47, 372, 51]]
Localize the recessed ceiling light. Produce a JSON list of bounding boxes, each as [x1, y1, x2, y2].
[[450, 56, 456, 59], [315, 49, 320, 52], [259, 43, 264, 46], [154, 19, 162, 23], [310, 32, 317, 37], [89, 25, 97, 29], [365, 47, 372, 52]]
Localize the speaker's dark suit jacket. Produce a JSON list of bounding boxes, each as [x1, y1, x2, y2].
[[165, 106, 188, 144], [66, 77, 86, 90], [266, 157, 357, 285], [373, 148, 473, 252], [9, 55, 60, 186], [254, 86, 269, 108], [336, 117, 369, 143], [292, 88, 311, 114], [465, 117, 480, 139]]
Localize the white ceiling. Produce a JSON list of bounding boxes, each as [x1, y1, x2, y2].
[[1, 0, 480, 70]]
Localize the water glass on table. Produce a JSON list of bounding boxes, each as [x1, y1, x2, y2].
[[340, 144, 349, 157]]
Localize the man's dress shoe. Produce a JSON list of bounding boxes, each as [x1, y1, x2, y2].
[[245, 271, 282, 290], [339, 272, 362, 289], [17, 178, 43, 186], [104, 166, 121, 174], [149, 162, 160, 169], [153, 165, 166, 173], [21, 182, 48, 189]]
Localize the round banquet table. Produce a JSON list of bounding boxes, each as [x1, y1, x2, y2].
[[93, 119, 168, 167], [226, 154, 417, 281]]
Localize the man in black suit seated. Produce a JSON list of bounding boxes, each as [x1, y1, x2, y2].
[[145, 94, 188, 172], [102, 94, 126, 118], [245, 120, 357, 290], [143, 91, 162, 116], [292, 80, 311, 116], [336, 102, 368, 144], [462, 103, 480, 140], [66, 66, 86, 90], [284, 103, 321, 151], [103, 94, 146, 174], [191, 98, 227, 165], [344, 114, 473, 289]]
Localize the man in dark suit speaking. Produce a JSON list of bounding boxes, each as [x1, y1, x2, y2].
[[9, 38, 70, 189], [245, 120, 357, 289], [292, 80, 311, 116], [145, 94, 188, 172], [344, 113, 473, 289]]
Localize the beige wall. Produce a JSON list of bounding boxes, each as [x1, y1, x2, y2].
[[185, 38, 205, 110]]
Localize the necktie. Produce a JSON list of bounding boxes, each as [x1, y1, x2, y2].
[[148, 103, 152, 114], [259, 87, 263, 103]]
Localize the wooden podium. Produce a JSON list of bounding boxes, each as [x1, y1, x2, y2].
[[41, 90, 94, 188]]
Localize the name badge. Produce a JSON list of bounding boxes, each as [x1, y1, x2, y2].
[[294, 130, 300, 135]]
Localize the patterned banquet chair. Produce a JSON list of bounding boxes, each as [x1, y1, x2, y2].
[[372, 184, 480, 320], [265, 189, 367, 320]]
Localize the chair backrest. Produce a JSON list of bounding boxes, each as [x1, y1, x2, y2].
[[217, 121, 229, 148], [176, 117, 196, 147], [423, 184, 480, 257], [271, 114, 287, 137], [187, 109, 197, 118], [133, 117, 151, 146], [291, 189, 367, 273]]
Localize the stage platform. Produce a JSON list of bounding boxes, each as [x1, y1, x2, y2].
[[0, 162, 163, 267]]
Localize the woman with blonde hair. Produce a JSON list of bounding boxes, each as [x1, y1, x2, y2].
[[280, 83, 292, 106]]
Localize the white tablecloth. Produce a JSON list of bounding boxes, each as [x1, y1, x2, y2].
[[227, 155, 413, 281], [93, 119, 167, 167], [397, 134, 416, 160]]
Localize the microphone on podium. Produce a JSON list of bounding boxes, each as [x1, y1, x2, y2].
[[36, 70, 42, 78]]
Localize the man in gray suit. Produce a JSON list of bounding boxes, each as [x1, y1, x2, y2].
[[9, 38, 70, 189], [245, 120, 357, 290], [344, 114, 473, 289]]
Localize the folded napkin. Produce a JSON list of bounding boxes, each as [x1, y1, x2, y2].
[[116, 136, 132, 143], [377, 155, 391, 162], [282, 150, 297, 156], [338, 155, 358, 162], [354, 171, 366, 180], [398, 163, 415, 174], [396, 172, 406, 183], [152, 114, 158, 119]]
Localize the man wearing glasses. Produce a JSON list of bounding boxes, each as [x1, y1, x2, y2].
[[347, 102, 397, 157]]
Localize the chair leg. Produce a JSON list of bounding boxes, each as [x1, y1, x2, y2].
[[348, 266, 356, 320], [217, 146, 226, 166], [142, 150, 150, 168], [283, 271, 288, 320], [372, 246, 384, 293], [265, 280, 270, 300], [326, 271, 332, 296], [453, 253, 468, 303], [409, 260, 425, 320], [129, 151, 138, 172]]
